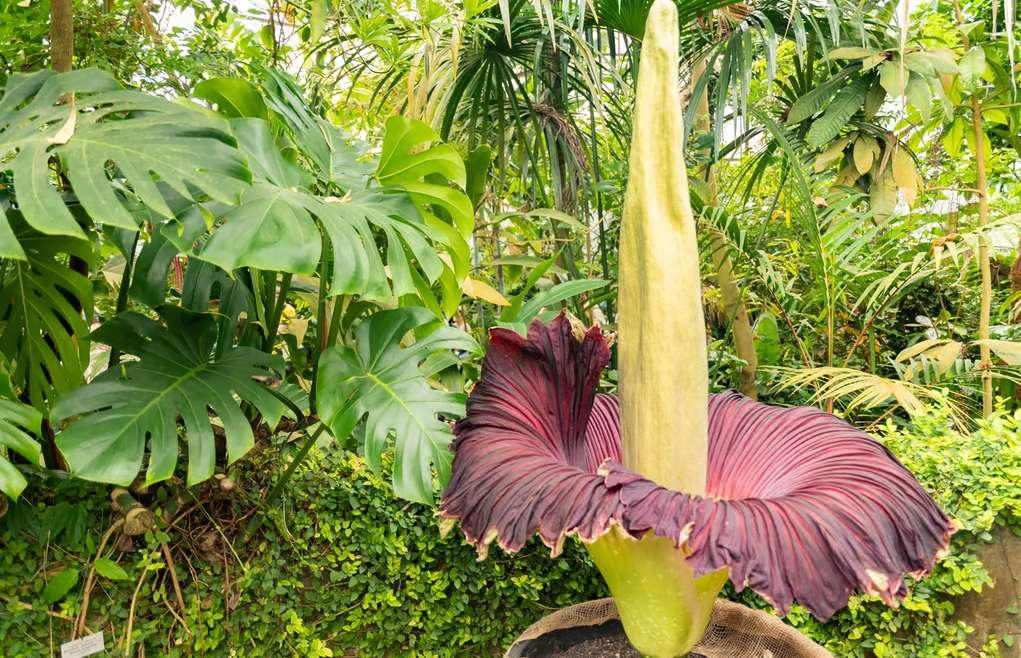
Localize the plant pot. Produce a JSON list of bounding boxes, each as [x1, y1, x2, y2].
[[506, 598, 832, 658]]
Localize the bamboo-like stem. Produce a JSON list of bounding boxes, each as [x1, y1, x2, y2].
[[618, 0, 706, 494], [691, 58, 758, 399], [954, 0, 993, 416], [972, 96, 993, 417]]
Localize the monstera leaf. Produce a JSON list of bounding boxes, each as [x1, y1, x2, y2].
[[198, 117, 465, 305], [316, 308, 477, 504], [0, 68, 250, 259], [0, 361, 43, 501], [376, 116, 473, 281], [52, 306, 286, 487], [0, 213, 94, 409]]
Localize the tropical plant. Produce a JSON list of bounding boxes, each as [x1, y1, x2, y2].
[[0, 360, 42, 502], [438, 4, 954, 656], [0, 63, 483, 504]]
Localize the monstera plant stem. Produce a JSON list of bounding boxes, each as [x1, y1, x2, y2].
[[244, 423, 326, 538], [263, 271, 293, 352], [108, 230, 141, 368]]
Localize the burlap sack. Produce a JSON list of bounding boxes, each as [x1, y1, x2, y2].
[[506, 598, 832, 657]]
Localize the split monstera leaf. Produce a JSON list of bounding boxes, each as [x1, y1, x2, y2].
[[438, 2, 955, 657]]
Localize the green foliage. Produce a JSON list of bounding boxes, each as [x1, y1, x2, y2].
[[0, 69, 249, 255], [0, 448, 606, 657], [52, 306, 286, 487], [0, 217, 93, 409], [0, 361, 42, 501], [316, 308, 477, 504]]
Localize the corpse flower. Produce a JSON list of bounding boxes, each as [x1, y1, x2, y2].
[[439, 1, 954, 657]]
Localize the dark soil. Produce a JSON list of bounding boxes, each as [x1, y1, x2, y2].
[[517, 620, 707, 658]]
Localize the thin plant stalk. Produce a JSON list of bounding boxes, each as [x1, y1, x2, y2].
[[108, 230, 141, 368], [973, 96, 993, 417], [263, 271, 293, 352]]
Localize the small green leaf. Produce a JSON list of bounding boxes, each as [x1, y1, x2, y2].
[[786, 70, 852, 125], [879, 61, 906, 98], [905, 75, 933, 122], [1007, 604, 1019, 615], [825, 47, 876, 60], [94, 557, 129, 581], [41, 568, 79, 604], [959, 47, 986, 90], [943, 117, 965, 157], [753, 313, 781, 367]]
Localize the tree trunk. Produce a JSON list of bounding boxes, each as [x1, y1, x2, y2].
[[692, 59, 758, 399], [708, 229, 759, 398], [50, 0, 74, 73]]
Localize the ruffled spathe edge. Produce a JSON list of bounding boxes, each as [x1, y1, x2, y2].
[[438, 314, 956, 620]]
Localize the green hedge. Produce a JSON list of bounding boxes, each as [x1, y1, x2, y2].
[[1, 403, 1019, 656], [0, 449, 606, 657]]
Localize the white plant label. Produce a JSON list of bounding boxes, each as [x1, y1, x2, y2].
[[60, 632, 105, 658]]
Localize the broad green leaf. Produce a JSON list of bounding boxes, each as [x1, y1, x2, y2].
[[316, 308, 477, 504], [0, 361, 42, 501], [197, 118, 448, 304], [41, 568, 78, 604], [0, 69, 250, 252], [200, 182, 322, 275], [786, 69, 851, 125], [53, 306, 286, 487], [93, 557, 128, 581], [959, 46, 986, 90], [463, 145, 492, 209], [943, 117, 966, 157], [0, 215, 94, 410], [194, 77, 268, 119], [904, 74, 933, 122], [879, 61, 906, 97], [753, 313, 781, 367], [374, 116, 472, 284], [377, 116, 466, 189], [863, 84, 886, 118], [806, 78, 868, 148]]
